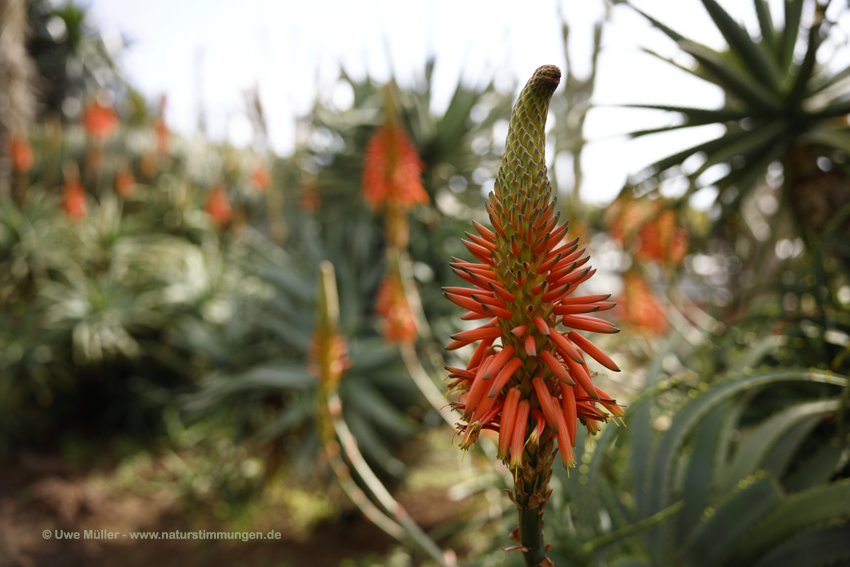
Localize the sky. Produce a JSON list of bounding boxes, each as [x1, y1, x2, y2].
[[88, 0, 849, 206]]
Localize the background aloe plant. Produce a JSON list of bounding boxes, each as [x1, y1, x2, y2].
[[522, 335, 850, 567], [616, 0, 850, 283]]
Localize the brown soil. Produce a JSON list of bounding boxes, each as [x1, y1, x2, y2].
[[0, 450, 468, 567]]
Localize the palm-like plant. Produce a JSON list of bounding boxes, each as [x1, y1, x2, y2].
[[183, 217, 422, 479], [619, 0, 850, 238], [610, 0, 850, 376]]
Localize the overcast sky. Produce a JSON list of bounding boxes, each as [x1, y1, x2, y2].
[[88, 0, 849, 206]]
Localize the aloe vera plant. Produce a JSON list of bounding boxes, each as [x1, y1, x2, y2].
[[540, 335, 850, 567]]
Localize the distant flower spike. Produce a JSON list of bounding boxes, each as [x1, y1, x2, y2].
[[62, 162, 86, 221], [205, 185, 232, 226], [376, 264, 418, 345], [362, 123, 428, 212], [82, 99, 119, 139], [9, 134, 33, 172], [443, 65, 625, 566]]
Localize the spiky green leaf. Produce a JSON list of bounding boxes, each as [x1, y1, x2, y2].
[[631, 336, 681, 518], [788, 23, 823, 107], [680, 474, 784, 567], [640, 48, 718, 86], [755, 0, 776, 51], [709, 136, 788, 212], [809, 62, 850, 96], [700, 0, 781, 90], [753, 523, 850, 567], [645, 369, 847, 561], [760, 415, 822, 479], [632, 7, 687, 43], [678, 41, 782, 110], [677, 402, 727, 544], [621, 104, 754, 125], [780, 0, 805, 76], [712, 395, 754, 490], [798, 127, 850, 153], [341, 377, 417, 438], [688, 119, 788, 182], [726, 479, 850, 566], [720, 400, 838, 493], [632, 128, 753, 183], [785, 440, 846, 492]]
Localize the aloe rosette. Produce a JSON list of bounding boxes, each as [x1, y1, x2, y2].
[[442, 65, 625, 566]]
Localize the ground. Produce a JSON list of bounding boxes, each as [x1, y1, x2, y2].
[[0, 429, 490, 567]]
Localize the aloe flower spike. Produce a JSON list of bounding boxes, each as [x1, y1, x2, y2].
[[443, 65, 626, 567]]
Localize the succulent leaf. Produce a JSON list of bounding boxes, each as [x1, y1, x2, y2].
[[679, 473, 784, 567]]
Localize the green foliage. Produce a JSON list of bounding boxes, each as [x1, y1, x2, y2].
[[622, 0, 850, 240], [539, 337, 850, 567], [27, 0, 127, 118]]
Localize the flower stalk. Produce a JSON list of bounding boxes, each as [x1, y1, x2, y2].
[[362, 87, 459, 426], [443, 65, 625, 567], [311, 261, 453, 566]]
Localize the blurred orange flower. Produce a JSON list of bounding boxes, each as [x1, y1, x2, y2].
[[9, 134, 33, 172], [362, 124, 428, 211], [614, 272, 668, 335], [82, 100, 119, 139], [206, 186, 232, 226], [609, 199, 687, 266], [63, 180, 87, 221], [251, 164, 272, 193], [635, 209, 688, 265], [375, 269, 418, 345]]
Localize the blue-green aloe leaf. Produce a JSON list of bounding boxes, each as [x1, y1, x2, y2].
[[726, 478, 850, 567], [752, 522, 850, 567], [679, 473, 784, 567], [785, 439, 847, 492], [644, 369, 847, 562], [676, 401, 727, 544], [719, 400, 839, 493]]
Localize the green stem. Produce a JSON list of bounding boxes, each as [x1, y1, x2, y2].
[[394, 251, 459, 427], [519, 506, 546, 567], [323, 441, 408, 542], [400, 342, 456, 427], [328, 390, 450, 566]]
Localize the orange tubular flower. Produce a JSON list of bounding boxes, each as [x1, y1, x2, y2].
[[82, 100, 119, 139], [362, 124, 428, 212], [63, 181, 87, 221], [309, 262, 350, 389], [205, 186, 232, 226], [375, 265, 418, 345], [614, 272, 669, 335], [9, 134, 33, 172], [609, 198, 688, 266], [251, 164, 272, 193], [443, 66, 625, 566]]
